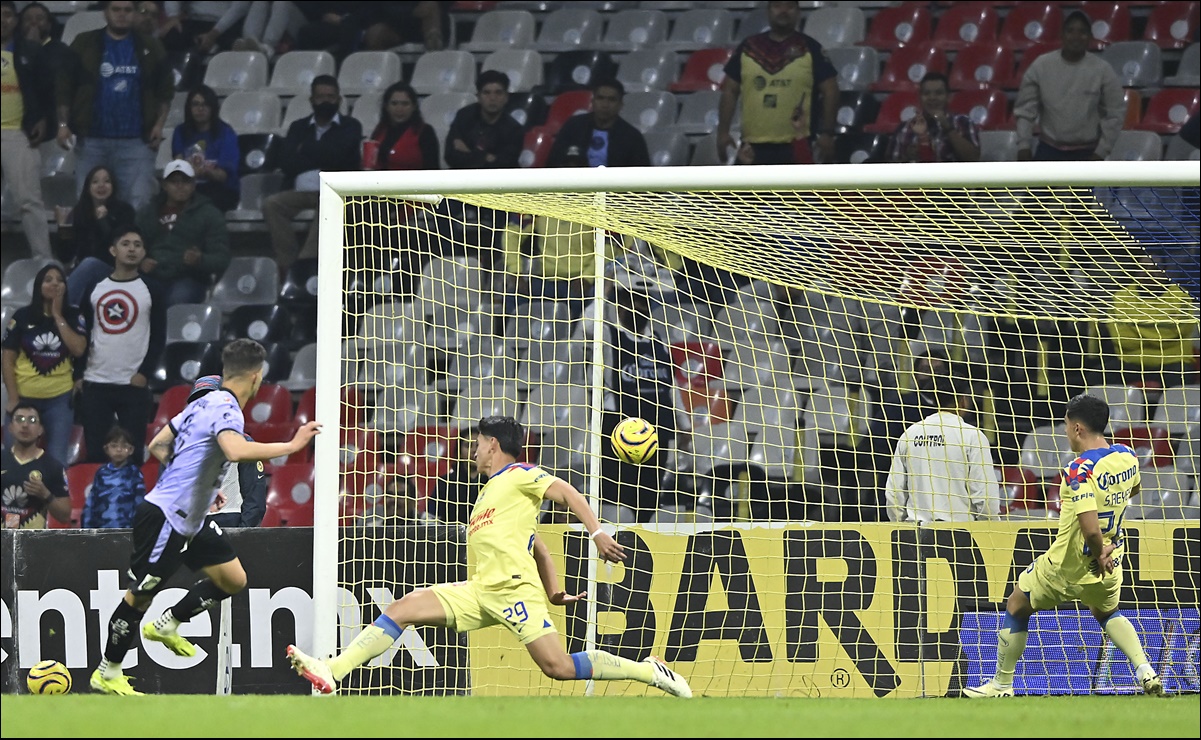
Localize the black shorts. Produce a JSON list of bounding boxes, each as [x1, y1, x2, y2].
[[127, 501, 237, 596]]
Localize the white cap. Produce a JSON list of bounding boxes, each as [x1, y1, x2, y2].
[[612, 253, 676, 297], [163, 159, 196, 179]]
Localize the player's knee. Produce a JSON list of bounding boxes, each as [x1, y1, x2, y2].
[[537, 655, 576, 681], [215, 567, 248, 594]]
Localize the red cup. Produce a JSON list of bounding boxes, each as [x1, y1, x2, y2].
[[362, 139, 379, 170]]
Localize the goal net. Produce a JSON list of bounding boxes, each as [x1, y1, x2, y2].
[[312, 161, 1200, 698]]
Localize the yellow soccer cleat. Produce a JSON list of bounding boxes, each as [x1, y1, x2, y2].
[[962, 681, 1015, 698], [142, 622, 198, 657], [643, 656, 692, 698], [89, 670, 144, 696], [287, 644, 338, 695]]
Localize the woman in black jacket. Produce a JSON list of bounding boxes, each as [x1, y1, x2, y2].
[[60, 165, 137, 307]]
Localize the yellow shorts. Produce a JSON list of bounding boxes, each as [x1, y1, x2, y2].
[[1017, 555, 1122, 613], [429, 579, 557, 645]]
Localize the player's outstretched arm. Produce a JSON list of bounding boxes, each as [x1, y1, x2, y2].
[[218, 422, 322, 463], [543, 479, 626, 563], [532, 534, 587, 606], [147, 424, 177, 464]]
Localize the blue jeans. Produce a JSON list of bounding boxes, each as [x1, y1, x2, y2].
[[67, 257, 113, 307], [4, 391, 75, 466], [75, 137, 159, 212]]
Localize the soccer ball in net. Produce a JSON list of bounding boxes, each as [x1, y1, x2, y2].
[[26, 660, 71, 694], [611, 417, 659, 465]]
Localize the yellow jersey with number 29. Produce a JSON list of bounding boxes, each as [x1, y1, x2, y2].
[[467, 462, 556, 589], [1045, 444, 1140, 585]]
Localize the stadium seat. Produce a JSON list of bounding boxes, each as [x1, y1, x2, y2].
[[1127, 469, 1194, 520], [1083, 384, 1147, 427], [502, 91, 547, 130], [948, 88, 1011, 130], [293, 386, 317, 429], [220, 91, 282, 135], [262, 463, 315, 527], [1112, 426, 1176, 469], [1165, 42, 1201, 86], [834, 132, 892, 164], [421, 92, 477, 138], [661, 8, 735, 52], [481, 49, 544, 93], [803, 383, 868, 447], [620, 91, 678, 133], [65, 424, 86, 466], [151, 383, 193, 432], [860, 3, 932, 49], [670, 47, 733, 93], [533, 8, 605, 53], [1019, 424, 1072, 479], [863, 90, 920, 134], [644, 129, 690, 167], [930, 2, 999, 51], [597, 9, 669, 52], [227, 172, 282, 223], [59, 10, 104, 46], [544, 90, 593, 134], [616, 49, 680, 93], [998, 2, 1061, 51], [452, 380, 521, 430], [688, 132, 732, 166], [222, 303, 294, 346], [438, 337, 518, 393], [1007, 41, 1058, 90], [411, 50, 476, 96], [544, 50, 620, 95], [0, 257, 57, 309], [826, 46, 880, 92], [673, 90, 723, 135], [1106, 130, 1163, 160], [202, 51, 268, 96], [518, 126, 554, 168], [280, 96, 313, 135], [400, 425, 460, 481], [1135, 88, 1200, 134], [165, 302, 222, 343], [1101, 41, 1163, 87], [1151, 385, 1201, 438], [803, 5, 866, 49], [237, 133, 282, 175], [711, 299, 781, 350], [459, 9, 536, 52], [832, 90, 879, 135], [998, 466, 1043, 514], [414, 256, 485, 314], [39, 140, 75, 178], [209, 257, 281, 313], [244, 382, 294, 426], [66, 464, 100, 522], [1142, 0, 1199, 50], [948, 43, 1015, 90], [149, 341, 221, 393], [503, 299, 575, 347], [264, 51, 337, 97], [871, 45, 948, 92], [1122, 87, 1143, 129], [337, 51, 402, 96], [1080, 1, 1132, 50], [141, 460, 160, 492]]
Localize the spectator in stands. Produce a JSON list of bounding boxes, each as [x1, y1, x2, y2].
[[1, 402, 70, 528], [363, 81, 439, 171], [80, 425, 146, 528], [55, 0, 175, 211], [208, 436, 268, 528], [292, 2, 366, 60], [171, 83, 240, 211], [1014, 10, 1125, 161], [160, 1, 248, 55], [1, 0, 54, 260], [718, 0, 839, 165], [60, 165, 138, 306], [355, 2, 449, 53], [888, 72, 981, 163], [425, 426, 482, 528], [883, 375, 999, 523], [76, 226, 166, 465], [598, 256, 682, 524], [363, 472, 424, 525], [18, 3, 74, 121], [1104, 256, 1201, 389], [445, 70, 523, 170], [232, 0, 305, 59], [546, 78, 650, 168], [135, 159, 232, 307], [2, 264, 88, 467], [263, 74, 362, 269]]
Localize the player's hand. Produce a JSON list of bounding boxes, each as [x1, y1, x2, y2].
[[130, 373, 148, 388], [548, 590, 587, 606], [209, 491, 228, 513], [592, 531, 626, 563], [290, 421, 322, 451]]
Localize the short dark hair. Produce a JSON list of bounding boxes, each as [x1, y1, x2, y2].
[[10, 402, 40, 421], [1066, 393, 1109, 434], [105, 426, 135, 447], [919, 72, 949, 91], [310, 74, 339, 95], [222, 338, 267, 378], [476, 69, 510, 93], [111, 225, 144, 245], [592, 77, 624, 98], [1064, 10, 1092, 33], [478, 416, 524, 458], [930, 374, 959, 409]]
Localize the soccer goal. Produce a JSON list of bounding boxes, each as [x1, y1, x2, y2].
[[311, 160, 1200, 698]]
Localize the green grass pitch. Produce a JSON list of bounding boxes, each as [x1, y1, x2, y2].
[[2, 695, 1199, 738]]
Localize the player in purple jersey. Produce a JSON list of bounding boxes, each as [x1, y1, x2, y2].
[[90, 339, 321, 695]]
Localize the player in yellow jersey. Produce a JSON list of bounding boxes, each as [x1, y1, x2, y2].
[[964, 394, 1164, 698], [287, 415, 692, 698]]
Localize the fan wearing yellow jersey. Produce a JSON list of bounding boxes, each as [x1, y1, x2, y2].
[[965, 394, 1164, 698], [287, 415, 692, 698]]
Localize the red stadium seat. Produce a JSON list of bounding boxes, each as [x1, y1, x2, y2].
[[518, 125, 555, 168], [861, 3, 932, 49], [1112, 426, 1175, 468], [401, 425, 459, 482], [65, 424, 86, 466], [948, 43, 1014, 90], [670, 341, 724, 390], [1143, 1, 1199, 50], [930, 2, 999, 51], [293, 386, 316, 429], [141, 460, 160, 492], [999, 2, 1062, 51], [244, 382, 293, 426], [1135, 88, 1200, 133], [66, 463, 101, 513], [262, 463, 315, 527], [949, 88, 1011, 130], [998, 466, 1040, 512], [1080, 1, 1132, 49], [670, 47, 733, 93], [543, 90, 593, 134], [1007, 41, 1059, 90], [863, 90, 921, 133], [148, 383, 192, 443], [870, 44, 948, 92]]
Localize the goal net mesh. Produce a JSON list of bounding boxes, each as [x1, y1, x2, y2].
[[327, 183, 1199, 697]]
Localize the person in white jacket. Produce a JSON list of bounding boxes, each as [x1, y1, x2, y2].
[[884, 376, 999, 523]]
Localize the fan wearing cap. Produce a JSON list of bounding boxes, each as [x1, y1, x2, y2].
[[133, 158, 231, 308], [89, 338, 321, 696], [597, 256, 685, 524]]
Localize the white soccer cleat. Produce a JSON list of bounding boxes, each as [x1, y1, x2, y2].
[[1141, 673, 1164, 696], [287, 644, 337, 695], [962, 681, 1014, 698], [643, 656, 692, 698]]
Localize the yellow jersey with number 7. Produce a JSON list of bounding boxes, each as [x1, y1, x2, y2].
[[1045, 444, 1140, 585]]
